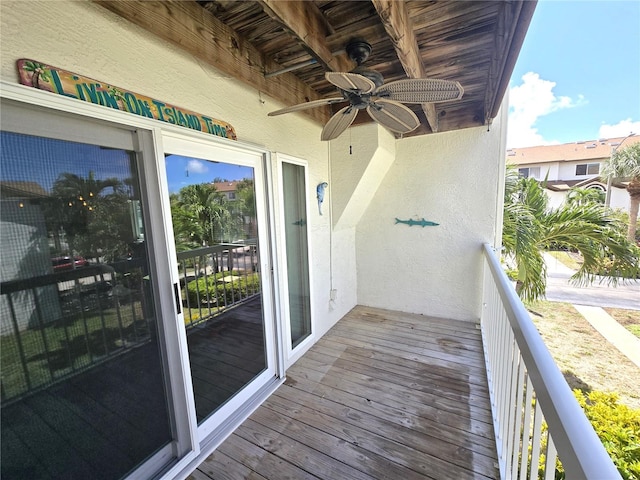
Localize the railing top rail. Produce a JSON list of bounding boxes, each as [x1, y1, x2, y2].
[[176, 243, 250, 260], [482, 243, 621, 479]]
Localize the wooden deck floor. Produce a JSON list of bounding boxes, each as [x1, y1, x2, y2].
[[190, 306, 499, 480], [0, 298, 266, 480]]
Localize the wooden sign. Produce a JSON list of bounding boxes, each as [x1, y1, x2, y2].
[[17, 59, 237, 140]]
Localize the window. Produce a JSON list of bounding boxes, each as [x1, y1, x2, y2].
[[518, 167, 540, 179], [576, 163, 599, 175]]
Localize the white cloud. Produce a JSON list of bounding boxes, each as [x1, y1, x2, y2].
[[507, 72, 585, 148], [598, 118, 640, 139], [187, 159, 208, 174]]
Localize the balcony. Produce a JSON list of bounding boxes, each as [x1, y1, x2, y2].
[[1, 245, 620, 479], [193, 304, 498, 479], [190, 245, 620, 480]]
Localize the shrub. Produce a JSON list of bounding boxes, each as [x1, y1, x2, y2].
[[576, 390, 640, 480], [540, 390, 640, 479], [186, 271, 260, 307]]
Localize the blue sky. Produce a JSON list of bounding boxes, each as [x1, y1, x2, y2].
[[165, 155, 254, 193], [507, 0, 640, 148]]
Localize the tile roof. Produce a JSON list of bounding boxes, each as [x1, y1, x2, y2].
[[212, 181, 238, 193], [507, 135, 640, 165]]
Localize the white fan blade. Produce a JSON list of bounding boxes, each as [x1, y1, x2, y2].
[[268, 97, 344, 116], [377, 78, 464, 103], [326, 72, 376, 94], [321, 106, 358, 141], [367, 99, 420, 134]]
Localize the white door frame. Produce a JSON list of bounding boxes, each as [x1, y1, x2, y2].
[[0, 81, 285, 480]]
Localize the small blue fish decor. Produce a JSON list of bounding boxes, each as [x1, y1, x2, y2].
[[395, 217, 439, 227], [316, 182, 328, 215]]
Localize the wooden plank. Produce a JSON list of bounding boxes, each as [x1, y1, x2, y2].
[[196, 449, 268, 480], [326, 328, 488, 374], [235, 418, 378, 480], [192, 307, 499, 480], [282, 370, 495, 441], [217, 433, 320, 480], [289, 355, 492, 422], [243, 411, 431, 480], [329, 327, 486, 372], [0, 424, 50, 479], [258, 1, 353, 72], [273, 381, 497, 460], [331, 319, 486, 359], [261, 395, 494, 480], [309, 343, 488, 400], [3, 402, 95, 479], [25, 393, 134, 478], [94, 0, 330, 124], [371, 0, 438, 132]]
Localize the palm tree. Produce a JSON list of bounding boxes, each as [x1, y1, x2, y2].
[[601, 142, 640, 243], [46, 171, 122, 260], [170, 183, 240, 245], [502, 167, 639, 302], [566, 187, 604, 207], [22, 61, 51, 89]]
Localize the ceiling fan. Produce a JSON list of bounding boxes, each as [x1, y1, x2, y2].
[[268, 39, 464, 141]]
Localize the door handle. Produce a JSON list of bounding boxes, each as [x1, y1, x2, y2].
[[173, 283, 182, 315]]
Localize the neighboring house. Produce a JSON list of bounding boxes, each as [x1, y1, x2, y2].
[[212, 180, 239, 201], [0, 2, 617, 480], [507, 135, 640, 215]]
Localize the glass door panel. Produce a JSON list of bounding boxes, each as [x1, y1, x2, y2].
[[0, 131, 173, 479], [165, 154, 269, 424], [281, 162, 312, 349]]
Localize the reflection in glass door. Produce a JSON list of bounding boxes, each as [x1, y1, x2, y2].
[[165, 154, 268, 424], [0, 130, 172, 479], [281, 162, 312, 349]]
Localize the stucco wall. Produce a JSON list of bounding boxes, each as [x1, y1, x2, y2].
[[355, 116, 507, 322], [0, 0, 356, 351]]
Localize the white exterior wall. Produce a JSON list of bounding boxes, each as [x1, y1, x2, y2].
[[0, 0, 509, 331], [355, 111, 508, 322], [0, 0, 356, 357], [558, 160, 600, 181]]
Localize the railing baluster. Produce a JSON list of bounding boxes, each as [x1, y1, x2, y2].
[[543, 433, 558, 480], [6, 293, 32, 392], [529, 399, 544, 479], [510, 357, 526, 477], [31, 287, 55, 382], [481, 243, 621, 480], [519, 375, 534, 480]]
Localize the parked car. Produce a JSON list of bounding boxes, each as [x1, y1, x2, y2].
[[51, 256, 89, 272]]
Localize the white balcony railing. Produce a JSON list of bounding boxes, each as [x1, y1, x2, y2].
[[481, 243, 621, 480]]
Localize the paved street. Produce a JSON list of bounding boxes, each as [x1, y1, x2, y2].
[[544, 254, 640, 310]]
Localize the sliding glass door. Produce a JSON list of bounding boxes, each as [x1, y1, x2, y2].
[[1, 93, 280, 479], [0, 101, 174, 479], [162, 135, 276, 439]]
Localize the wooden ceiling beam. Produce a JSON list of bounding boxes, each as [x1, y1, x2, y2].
[[94, 0, 330, 124], [371, 0, 439, 133], [258, 0, 353, 73]]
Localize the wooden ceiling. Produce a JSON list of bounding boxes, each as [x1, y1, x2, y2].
[[96, 0, 537, 138]]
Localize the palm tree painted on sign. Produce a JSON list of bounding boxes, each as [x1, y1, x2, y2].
[[502, 167, 639, 302], [22, 61, 52, 89], [601, 142, 640, 243]]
